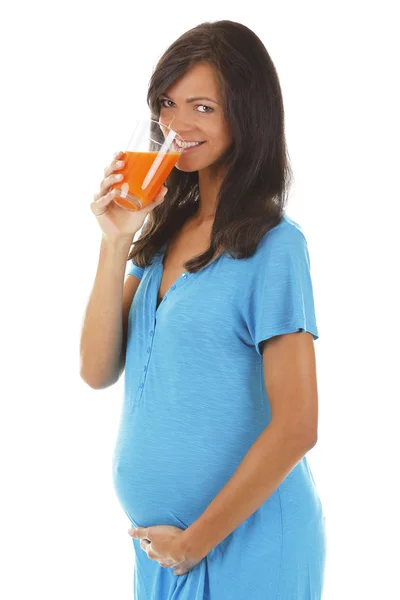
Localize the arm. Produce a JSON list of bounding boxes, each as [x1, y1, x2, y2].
[[79, 235, 137, 389], [180, 330, 318, 561]]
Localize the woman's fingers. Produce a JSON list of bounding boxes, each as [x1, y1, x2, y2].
[[104, 156, 125, 179], [104, 151, 124, 174], [99, 172, 124, 195], [91, 189, 116, 216]]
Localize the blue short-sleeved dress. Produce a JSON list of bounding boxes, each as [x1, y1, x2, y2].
[[112, 213, 327, 599]]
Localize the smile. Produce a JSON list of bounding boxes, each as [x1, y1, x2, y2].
[[175, 139, 206, 150]]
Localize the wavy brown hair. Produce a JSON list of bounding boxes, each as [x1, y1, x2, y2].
[[128, 20, 293, 272]]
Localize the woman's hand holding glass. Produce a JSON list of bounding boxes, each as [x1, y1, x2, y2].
[[90, 151, 168, 241]]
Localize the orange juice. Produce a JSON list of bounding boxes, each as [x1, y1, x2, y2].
[[111, 150, 181, 211]]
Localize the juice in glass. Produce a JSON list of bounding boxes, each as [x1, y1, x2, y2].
[[111, 150, 181, 211], [110, 119, 183, 211]]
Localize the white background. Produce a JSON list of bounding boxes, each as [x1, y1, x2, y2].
[[1, 1, 399, 598]]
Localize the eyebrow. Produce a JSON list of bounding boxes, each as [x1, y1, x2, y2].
[[160, 94, 220, 105]]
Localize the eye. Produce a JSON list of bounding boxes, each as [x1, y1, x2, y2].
[[195, 105, 213, 114], [159, 98, 214, 114], [159, 98, 175, 108]]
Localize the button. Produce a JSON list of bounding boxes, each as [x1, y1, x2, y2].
[[182, 273, 187, 279], [171, 284, 176, 290], [149, 330, 154, 336], [139, 383, 144, 389], [147, 347, 151, 353], [143, 366, 147, 372]]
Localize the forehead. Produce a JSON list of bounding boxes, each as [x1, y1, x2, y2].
[[165, 62, 221, 99]]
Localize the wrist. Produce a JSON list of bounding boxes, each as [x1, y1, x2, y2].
[[180, 524, 209, 563], [101, 233, 134, 250], [99, 235, 135, 270]]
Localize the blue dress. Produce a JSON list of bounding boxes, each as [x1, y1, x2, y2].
[[112, 214, 327, 599]]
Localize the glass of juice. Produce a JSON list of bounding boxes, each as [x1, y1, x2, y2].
[[111, 119, 184, 211]]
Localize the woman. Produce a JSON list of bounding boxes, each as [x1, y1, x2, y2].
[[82, 19, 326, 600]]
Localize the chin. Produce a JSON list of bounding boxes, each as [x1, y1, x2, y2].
[[174, 156, 218, 173], [174, 163, 199, 173]]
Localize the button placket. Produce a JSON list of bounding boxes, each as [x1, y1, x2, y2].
[[134, 266, 193, 410], [155, 260, 191, 315], [137, 323, 156, 406]]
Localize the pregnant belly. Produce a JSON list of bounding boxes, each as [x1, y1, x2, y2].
[[112, 407, 261, 530]]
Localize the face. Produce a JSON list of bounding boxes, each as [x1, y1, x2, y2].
[[158, 62, 232, 174]]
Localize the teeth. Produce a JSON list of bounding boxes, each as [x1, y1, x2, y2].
[[175, 139, 203, 149]]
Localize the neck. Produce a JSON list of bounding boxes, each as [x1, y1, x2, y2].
[[196, 167, 226, 223]]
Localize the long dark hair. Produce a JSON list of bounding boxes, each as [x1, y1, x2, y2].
[[128, 20, 293, 272]]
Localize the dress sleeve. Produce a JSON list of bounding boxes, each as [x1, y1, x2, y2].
[[127, 260, 145, 280], [247, 227, 319, 356]]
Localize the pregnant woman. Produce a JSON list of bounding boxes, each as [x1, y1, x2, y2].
[[81, 20, 327, 600]]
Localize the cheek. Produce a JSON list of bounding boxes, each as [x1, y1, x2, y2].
[[215, 130, 232, 154], [208, 121, 231, 151]]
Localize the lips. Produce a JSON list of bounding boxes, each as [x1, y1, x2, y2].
[[175, 140, 206, 149], [181, 142, 205, 153]]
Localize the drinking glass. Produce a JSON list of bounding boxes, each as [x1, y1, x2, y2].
[[111, 119, 184, 211]]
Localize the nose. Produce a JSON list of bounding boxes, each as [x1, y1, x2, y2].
[[160, 115, 195, 141]]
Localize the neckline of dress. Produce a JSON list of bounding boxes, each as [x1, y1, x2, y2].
[[156, 242, 225, 270], [154, 243, 225, 312]]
